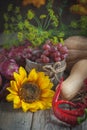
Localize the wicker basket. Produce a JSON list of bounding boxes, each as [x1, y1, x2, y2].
[[25, 59, 66, 87]]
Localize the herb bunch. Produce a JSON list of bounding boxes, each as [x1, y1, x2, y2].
[[3, 0, 65, 48]]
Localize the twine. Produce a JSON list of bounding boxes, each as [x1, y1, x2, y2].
[[25, 59, 66, 85], [71, 87, 87, 103], [43, 61, 66, 82]]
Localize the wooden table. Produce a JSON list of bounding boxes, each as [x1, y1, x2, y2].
[[0, 101, 87, 130]]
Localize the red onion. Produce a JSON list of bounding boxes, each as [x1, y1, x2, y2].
[[0, 58, 19, 80], [0, 75, 2, 88]]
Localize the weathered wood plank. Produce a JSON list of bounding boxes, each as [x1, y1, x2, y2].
[[31, 109, 70, 130], [81, 121, 87, 130], [71, 121, 87, 130], [0, 102, 33, 130], [0, 102, 87, 130]]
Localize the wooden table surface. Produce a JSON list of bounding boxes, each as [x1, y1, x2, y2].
[[0, 101, 87, 130]]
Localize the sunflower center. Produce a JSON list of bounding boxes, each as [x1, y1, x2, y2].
[[19, 82, 41, 103]]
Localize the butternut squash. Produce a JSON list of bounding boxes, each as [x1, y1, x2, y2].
[[64, 36, 87, 71], [61, 59, 87, 100], [64, 36, 87, 50]]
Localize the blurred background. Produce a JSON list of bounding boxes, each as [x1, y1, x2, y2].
[[0, 0, 78, 33]]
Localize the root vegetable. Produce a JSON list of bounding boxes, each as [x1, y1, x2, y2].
[[0, 75, 2, 85], [0, 58, 19, 80], [61, 59, 87, 100], [64, 36, 87, 50], [64, 36, 87, 71], [67, 50, 87, 61]]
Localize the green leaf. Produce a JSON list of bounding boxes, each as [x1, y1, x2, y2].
[[17, 32, 24, 41], [4, 23, 9, 29], [27, 10, 35, 20], [7, 4, 13, 12], [15, 7, 20, 13], [3, 13, 9, 22], [18, 22, 24, 30], [40, 14, 46, 19], [24, 20, 30, 29], [11, 16, 15, 22], [17, 14, 22, 21], [70, 21, 78, 28]]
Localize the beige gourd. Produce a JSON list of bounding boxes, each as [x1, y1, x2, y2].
[[64, 36, 87, 72], [61, 59, 87, 100]]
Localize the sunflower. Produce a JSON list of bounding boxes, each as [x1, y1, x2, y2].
[[6, 67, 54, 112]]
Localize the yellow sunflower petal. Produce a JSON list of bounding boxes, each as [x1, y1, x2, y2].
[[41, 98, 53, 108], [41, 89, 55, 98], [10, 80, 18, 92], [29, 102, 44, 112], [14, 72, 22, 87], [6, 87, 17, 95], [48, 82, 54, 89], [28, 69, 38, 82], [19, 67, 27, 81], [21, 77, 28, 85], [42, 97, 53, 103], [13, 96, 21, 109], [38, 72, 45, 77], [13, 67, 28, 87], [37, 73, 53, 89], [40, 99, 52, 109], [6, 67, 54, 112], [6, 94, 16, 101], [21, 101, 30, 112], [21, 101, 41, 112], [30, 101, 43, 110], [29, 108, 38, 112], [45, 102, 52, 109], [36, 101, 44, 109]]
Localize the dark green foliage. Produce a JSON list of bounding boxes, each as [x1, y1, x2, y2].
[[2, 1, 87, 49]]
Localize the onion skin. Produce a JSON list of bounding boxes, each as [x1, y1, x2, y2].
[[0, 75, 2, 89], [0, 58, 19, 80]]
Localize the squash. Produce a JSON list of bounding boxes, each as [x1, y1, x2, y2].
[[64, 36, 87, 71], [64, 36, 87, 50], [61, 59, 87, 100]]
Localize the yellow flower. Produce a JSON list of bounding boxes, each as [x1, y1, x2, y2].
[[6, 67, 54, 112]]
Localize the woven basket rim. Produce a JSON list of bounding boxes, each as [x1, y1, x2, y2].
[[26, 58, 66, 65]]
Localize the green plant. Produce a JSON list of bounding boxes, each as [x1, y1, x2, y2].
[[3, 0, 86, 49], [70, 16, 87, 36], [3, 0, 65, 48]]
